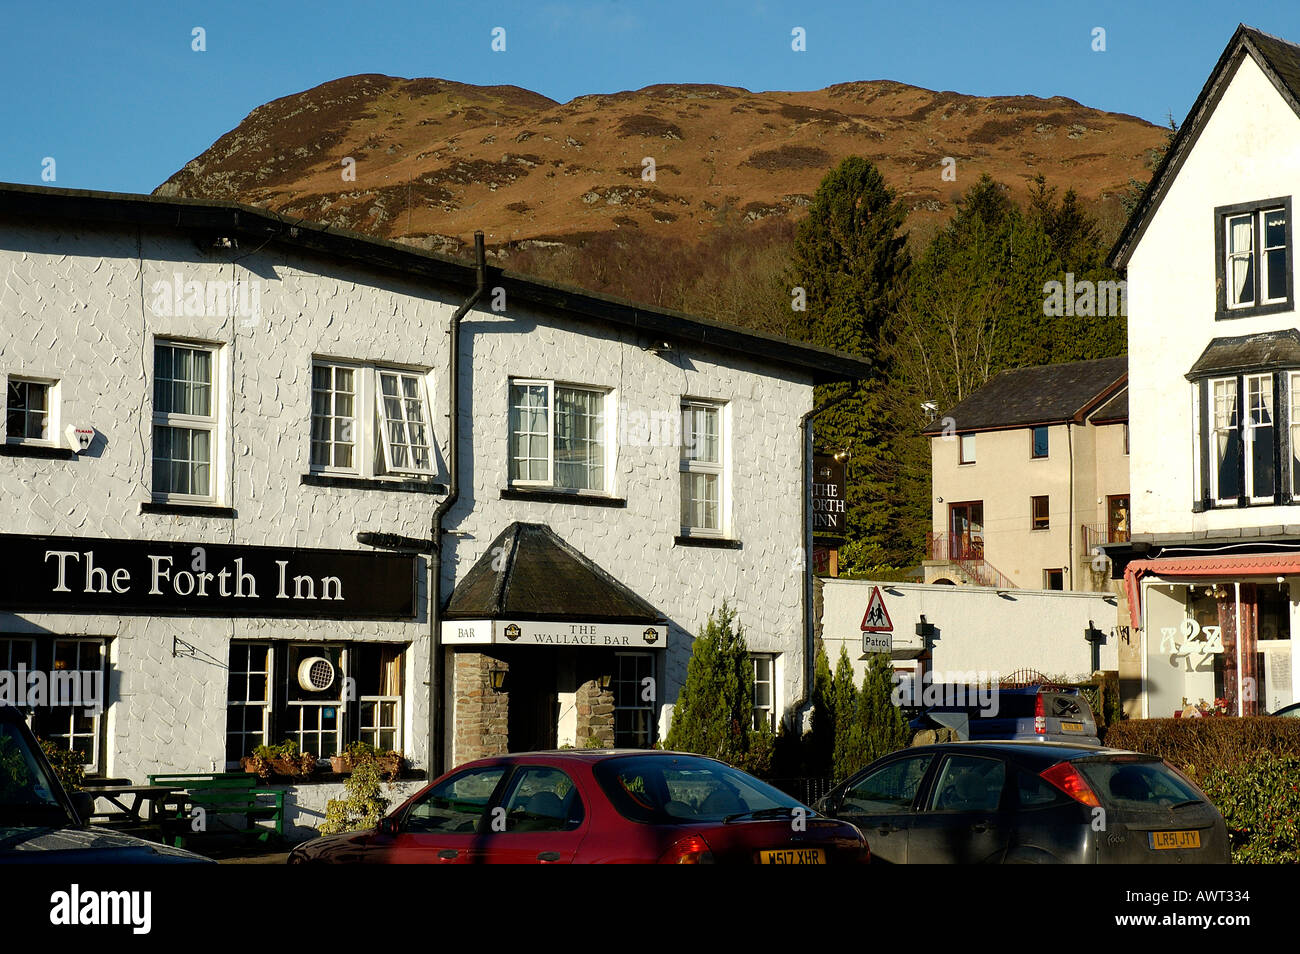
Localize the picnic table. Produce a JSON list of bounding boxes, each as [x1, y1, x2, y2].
[[81, 783, 178, 827]]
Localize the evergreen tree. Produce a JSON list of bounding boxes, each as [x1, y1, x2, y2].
[[829, 646, 860, 781], [806, 644, 836, 779], [855, 652, 911, 764], [787, 157, 910, 571], [665, 603, 771, 773]]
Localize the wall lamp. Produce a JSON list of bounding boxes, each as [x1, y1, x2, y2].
[[490, 669, 508, 692], [598, 673, 613, 690]]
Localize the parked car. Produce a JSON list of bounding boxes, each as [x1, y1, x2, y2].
[[289, 749, 869, 864], [815, 741, 1229, 864], [1271, 702, 1300, 717], [0, 706, 211, 864], [911, 684, 1100, 745]]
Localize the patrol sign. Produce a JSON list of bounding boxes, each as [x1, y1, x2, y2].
[[861, 586, 893, 655]]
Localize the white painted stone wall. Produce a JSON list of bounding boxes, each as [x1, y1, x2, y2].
[[1, 213, 815, 787], [820, 579, 1119, 686], [1127, 53, 1300, 535]]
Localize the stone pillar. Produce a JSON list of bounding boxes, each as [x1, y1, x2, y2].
[[453, 651, 510, 763], [575, 675, 615, 748]]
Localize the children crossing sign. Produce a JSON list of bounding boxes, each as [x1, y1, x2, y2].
[[861, 586, 893, 654]]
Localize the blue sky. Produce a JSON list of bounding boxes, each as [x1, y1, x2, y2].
[[3, 1, 1300, 194]]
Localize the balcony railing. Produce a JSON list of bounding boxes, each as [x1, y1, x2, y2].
[[925, 532, 1017, 589], [1082, 523, 1129, 555]]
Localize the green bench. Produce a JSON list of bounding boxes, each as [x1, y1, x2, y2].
[[147, 772, 286, 849]]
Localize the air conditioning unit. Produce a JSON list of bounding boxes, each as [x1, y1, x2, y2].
[[297, 656, 336, 692]]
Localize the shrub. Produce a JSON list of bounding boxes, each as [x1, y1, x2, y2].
[[1102, 717, 1300, 774], [319, 757, 390, 835], [39, 739, 85, 793], [1200, 753, 1300, 864], [665, 602, 772, 776]]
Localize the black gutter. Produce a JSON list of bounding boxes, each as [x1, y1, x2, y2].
[[799, 381, 864, 697], [429, 231, 487, 776]]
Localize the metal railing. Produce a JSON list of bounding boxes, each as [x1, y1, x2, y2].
[[925, 532, 1017, 589], [1081, 522, 1129, 554]]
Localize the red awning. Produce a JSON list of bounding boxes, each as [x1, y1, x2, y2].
[[1123, 553, 1300, 629]]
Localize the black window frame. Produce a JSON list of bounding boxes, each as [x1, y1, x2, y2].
[[1215, 196, 1294, 320], [1195, 371, 1287, 511]]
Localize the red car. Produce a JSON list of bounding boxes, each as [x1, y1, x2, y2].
[[288, 749, 869, 864]]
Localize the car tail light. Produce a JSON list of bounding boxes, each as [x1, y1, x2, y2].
[[856, 840, 872, 864], [1040, 762, 1101, 807], [1034, 693, 1046, 735], [659, 834, 715, 864]]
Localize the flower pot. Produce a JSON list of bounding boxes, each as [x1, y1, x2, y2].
[[330, 755, 352, 774]]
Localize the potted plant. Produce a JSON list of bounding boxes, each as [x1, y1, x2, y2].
[[330, 741, 404, 779], [241, 739, 317, 779]]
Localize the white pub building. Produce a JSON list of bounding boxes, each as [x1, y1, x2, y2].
[[0, 183, 867, 817]]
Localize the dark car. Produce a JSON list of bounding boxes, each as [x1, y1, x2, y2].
[[0, 707, 211, 863], [1271, 702, 1300, 717], [290, 749, 869, 864], [911, 684, 1100, 745], [815, 741, 1229, 864]]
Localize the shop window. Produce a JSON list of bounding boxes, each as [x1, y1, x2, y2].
[[509, 379, 611, 492], [751, 653, 776, 731], [310, 361, 433, 478], [5, 377, 59, 445], [1031, 495, 1050, 531], [613, 652, 654, 748], [224, 641, 407, 767], [153, 340, 221, 501], [1142, 581, 1293, 718], [681, 400, 727, 535]]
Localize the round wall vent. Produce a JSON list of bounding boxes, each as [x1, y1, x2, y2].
[[297, 657, 336, 692]]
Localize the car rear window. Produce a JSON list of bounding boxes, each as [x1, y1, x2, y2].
[[594, 755, 801, 824], [1074, 758, 1203, 811]]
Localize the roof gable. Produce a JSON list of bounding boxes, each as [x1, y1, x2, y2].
[[1111, 24, 1300, 269], [443, 522, 664, 622]]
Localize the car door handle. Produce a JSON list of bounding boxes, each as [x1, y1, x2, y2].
[[876, 824, 902, 835], [537, 851, 561, 863], [438, 849, 459, 860], [970, 823, 989, 833]]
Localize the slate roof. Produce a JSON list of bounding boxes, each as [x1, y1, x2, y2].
[[921, 356, 1127, 434], [1185, 330, 1300, 379], [1090, 386, 1128, 424], [443, 522, 665, 622], [1111, 25, 1300, 268]]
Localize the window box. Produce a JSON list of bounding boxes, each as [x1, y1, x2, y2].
[[1215, 197, 1293, 320]]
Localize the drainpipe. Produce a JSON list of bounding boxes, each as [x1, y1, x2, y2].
[[429, 231, 487, 776], [1068, 421, 1075, 591], [799, 381, 862, 705]]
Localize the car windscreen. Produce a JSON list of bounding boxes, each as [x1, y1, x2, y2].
[[1074, 757, 1204, 812], [593, 755, 804, 825], [0, 720, 73, 827]]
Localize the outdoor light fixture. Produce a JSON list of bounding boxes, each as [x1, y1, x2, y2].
[[490, 669, 507, 692], [834, 449, 849, 463], [645, 340, 674, 356], [598, 673, 613, 690]]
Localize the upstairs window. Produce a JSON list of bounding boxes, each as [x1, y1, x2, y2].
[[1217, 198, 1292, 318], [958, 433, 975, 464], [5, 377, 57, 445], [1031, 426, 1049, 459], [508, 379, 610, 492], [681, 400, 726, 534], [153, 340, 218, 501], [310, 361, 433, 479], [1204, 373, 1278, 506]]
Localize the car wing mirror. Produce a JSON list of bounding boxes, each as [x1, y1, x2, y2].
[[377, 815, 399, 835], [70, 791, 94, 825]]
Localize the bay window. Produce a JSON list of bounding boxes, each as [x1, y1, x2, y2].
[[1204, 373, 1278, 505], [508, 379, 610, 492]]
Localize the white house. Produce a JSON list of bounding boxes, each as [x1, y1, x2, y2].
[[1106, 24, 1300, 719], [0, 183, 868, 823]]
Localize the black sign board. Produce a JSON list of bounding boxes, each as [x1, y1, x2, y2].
[[812, 453, 847, 540], [0, 534, 419, 620]]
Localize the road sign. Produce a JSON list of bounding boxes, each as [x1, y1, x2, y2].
[[861, 586, 893, 633]]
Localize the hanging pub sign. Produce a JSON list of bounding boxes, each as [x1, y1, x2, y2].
[[812, 453, 847, 539], [0, 534, 419, 620]]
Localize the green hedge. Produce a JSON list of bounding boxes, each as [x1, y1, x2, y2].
[[1102, 717, 1300, 863]]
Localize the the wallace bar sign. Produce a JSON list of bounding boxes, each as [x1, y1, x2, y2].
[[0, 534, 418, 620], [812, 453, 847, 538]]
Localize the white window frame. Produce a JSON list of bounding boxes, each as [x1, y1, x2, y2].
[[751, 653, 777, 731], [5, 376, 60, 447], [680, 399, 728, 537], [309, 360, 434, 479], [35, 638, 106, 774], [225, 642, 273, 766], [376, 368, 435, 476], [1225, 206, 1289, 309], [612, 651, 655, 748], [1207, 376, 1240, 504], [152, 339, 221, 504], [1244, 373, 1276, 504], [507, 378, 613, 493], [310, 362, 361, 476]]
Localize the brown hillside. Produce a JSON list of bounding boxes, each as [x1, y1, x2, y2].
[[155, 74, 1165, 259]]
